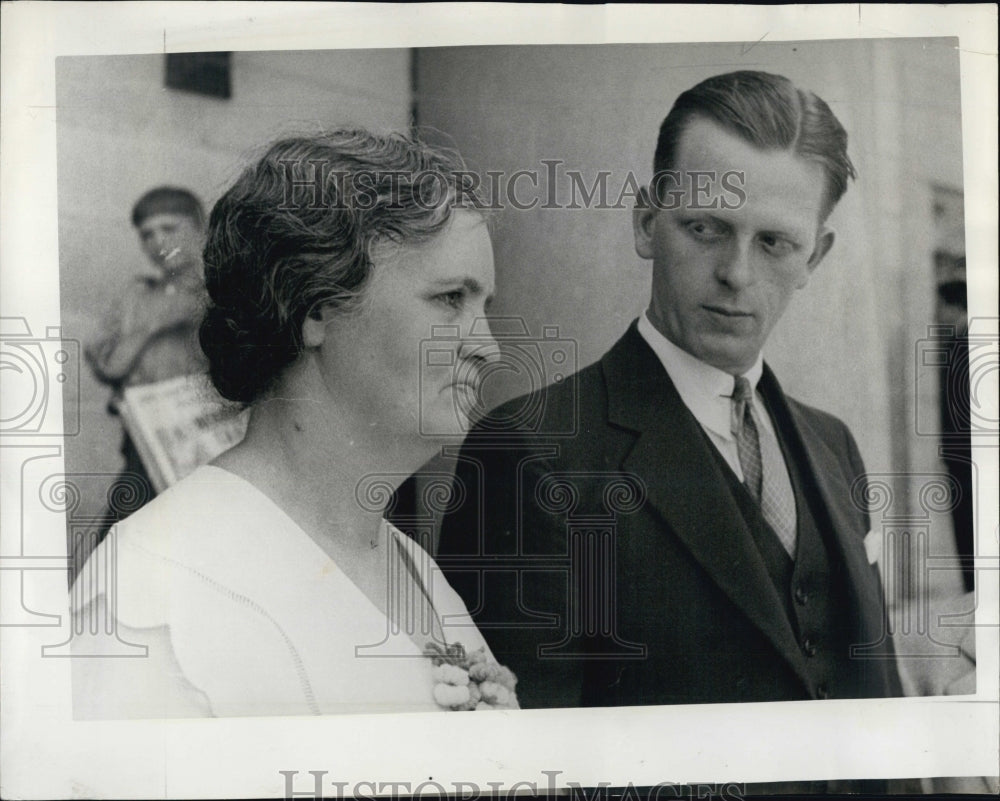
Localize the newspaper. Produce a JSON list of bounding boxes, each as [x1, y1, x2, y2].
[[119, 374, 248, 492]]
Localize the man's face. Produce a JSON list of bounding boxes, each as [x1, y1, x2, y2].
[[137, 212, 204, 278], [634, 116, 835, 375]]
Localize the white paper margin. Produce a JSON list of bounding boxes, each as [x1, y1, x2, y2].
[[1, 3, 997, 799]]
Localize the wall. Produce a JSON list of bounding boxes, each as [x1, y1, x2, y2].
[[57, 49, 412, 521]]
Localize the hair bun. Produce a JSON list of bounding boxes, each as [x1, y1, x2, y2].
[[199, 306, 297, 404]]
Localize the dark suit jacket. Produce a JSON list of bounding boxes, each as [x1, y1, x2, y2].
[[429, 321, 902, 708]]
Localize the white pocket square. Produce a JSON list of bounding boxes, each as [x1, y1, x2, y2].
[[863, 529, 883, 565]]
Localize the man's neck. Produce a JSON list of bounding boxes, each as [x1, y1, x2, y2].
[[638, 310, 763, 386]]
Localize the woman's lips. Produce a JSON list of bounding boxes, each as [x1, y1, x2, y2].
[[449, 380, 482, 398]]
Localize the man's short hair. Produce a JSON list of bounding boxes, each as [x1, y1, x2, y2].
[[131, 186, 205, 228], [653, 70, 856, 216]]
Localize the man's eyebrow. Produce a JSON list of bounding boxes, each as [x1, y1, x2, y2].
[[760, 226, 808, 242]]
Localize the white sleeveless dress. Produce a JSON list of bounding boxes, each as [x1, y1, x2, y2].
[[71, 465, 499, 719]]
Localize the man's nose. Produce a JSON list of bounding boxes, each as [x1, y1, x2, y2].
[[149, 232, 169, 254], [714, 239, 755, 290]]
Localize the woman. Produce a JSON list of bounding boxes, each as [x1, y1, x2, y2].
[[71, 130, 517, 718]]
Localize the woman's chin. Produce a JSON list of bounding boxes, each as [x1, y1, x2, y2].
[[422, 415, 473, 442]]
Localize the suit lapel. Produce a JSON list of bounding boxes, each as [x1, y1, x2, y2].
[[602, 324, 813, 689], [763, 371, 886, 648]]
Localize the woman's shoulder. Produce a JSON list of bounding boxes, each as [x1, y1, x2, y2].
[[70, 466, 351, 718], [71, 465, 278, 626], [111, 465, 233, 537]]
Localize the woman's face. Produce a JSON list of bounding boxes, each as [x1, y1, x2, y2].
[[313, 211, 498, 448]]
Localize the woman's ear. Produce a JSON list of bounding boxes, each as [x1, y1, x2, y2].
[[301, 306, 330, 348]]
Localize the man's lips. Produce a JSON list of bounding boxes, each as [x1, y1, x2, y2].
[[703, 304, 753, 318], [155, 247, 183, 264]]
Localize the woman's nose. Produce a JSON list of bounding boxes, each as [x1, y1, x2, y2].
[[457, 318, 500, 365]]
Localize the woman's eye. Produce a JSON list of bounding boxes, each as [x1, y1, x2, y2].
[[436, 291, 465, 309]]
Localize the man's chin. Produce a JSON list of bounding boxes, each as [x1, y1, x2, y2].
[[694, 341, 760, 376], [138, 267, 168, 282]]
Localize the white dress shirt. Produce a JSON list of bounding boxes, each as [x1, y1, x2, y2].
[[637, 311, 782, 483]]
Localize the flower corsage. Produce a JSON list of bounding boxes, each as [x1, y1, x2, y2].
[[425, 642, 518, 711]]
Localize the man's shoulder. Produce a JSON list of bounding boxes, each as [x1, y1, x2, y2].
[[776, 388, 863, 473], [783, 392, 854, 441], [480, 358, 606, 433], [470, 321, 650, 441], [760, 362, 853, 440], [455, 359, 615, 478]]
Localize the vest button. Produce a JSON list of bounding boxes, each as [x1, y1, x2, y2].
[[803, 637, 817, 657], [794, 585, 809, 605]]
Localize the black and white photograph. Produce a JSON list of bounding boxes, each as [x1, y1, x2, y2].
[[1, 3, 997, 799]]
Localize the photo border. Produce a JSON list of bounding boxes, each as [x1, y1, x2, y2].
[[1, 3, 997, 798]]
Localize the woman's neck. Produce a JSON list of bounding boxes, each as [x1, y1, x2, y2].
[[212, 392, 417, 559]]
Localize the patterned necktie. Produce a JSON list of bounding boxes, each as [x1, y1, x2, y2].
[[731, 376, 797, 557]]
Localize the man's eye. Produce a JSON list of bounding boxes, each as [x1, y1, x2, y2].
[[685, 219, 724, 240], [759, 235, 796, 256]]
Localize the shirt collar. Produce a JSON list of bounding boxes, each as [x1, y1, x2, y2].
[[637, 311, 764, 441]]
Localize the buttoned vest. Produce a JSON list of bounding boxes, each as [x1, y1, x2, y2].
[[712, 402, 862, 700]]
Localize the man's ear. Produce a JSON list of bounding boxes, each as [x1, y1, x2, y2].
[[800, 227, 835, 286], [633, 186, 658, 260], [301, 305, 332, 348]]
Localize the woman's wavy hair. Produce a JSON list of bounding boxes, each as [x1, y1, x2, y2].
[[199, 129, 485, 405]]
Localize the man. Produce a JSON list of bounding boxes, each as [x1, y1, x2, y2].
[[422, 71, 902, 708], [82, 187, 209, 562]]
